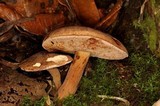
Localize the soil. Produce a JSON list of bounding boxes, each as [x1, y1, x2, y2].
[[0, 65, 47, 106]]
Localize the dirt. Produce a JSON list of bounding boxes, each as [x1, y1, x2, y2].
[[0, 65, 47, 106]]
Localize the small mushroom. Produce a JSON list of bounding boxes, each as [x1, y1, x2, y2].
[[19, 51, 73, 92], [42, 26, 128, 99]]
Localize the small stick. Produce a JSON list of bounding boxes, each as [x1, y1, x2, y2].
[[0, 17, 34, 36], [0, 58, 19, 69], [58, 0, 76, 19], [95, 0, 123, 28], [97, 95, 130, 106], [138, 0, 149, 22]]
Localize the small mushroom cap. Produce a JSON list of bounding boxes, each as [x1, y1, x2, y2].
[[19, 51, 73, 72], [42, 26, 128, 60]]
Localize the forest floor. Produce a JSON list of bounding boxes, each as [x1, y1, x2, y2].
[[0, 0, 160, 106]]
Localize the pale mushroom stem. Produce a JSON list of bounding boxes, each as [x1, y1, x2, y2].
[[48, 68, 61, 90], [58, 51, 90, 99]]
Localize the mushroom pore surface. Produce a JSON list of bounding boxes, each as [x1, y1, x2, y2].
[[42, 26, 128, 60]]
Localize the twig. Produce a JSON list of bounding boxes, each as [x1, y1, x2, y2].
[[97, 95, 130, 106], [58, 0, 76, 19], [95, 0, 123, 28], [0, 31, 14, 43], [0, 58, 19, 69], [0, 21, 14, 36], [138, 0, 149, 22], [0, 17, 34, 36]]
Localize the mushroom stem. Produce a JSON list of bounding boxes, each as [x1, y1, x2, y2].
[[48, 68, 61, 90], [58, 51, 90, 99]]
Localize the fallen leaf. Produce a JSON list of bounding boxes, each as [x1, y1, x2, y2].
[[0, 3, 21, 21], [19, 12, 65, 35], [0, 3, 65, 36], [69, 0, 100, 26], [5, 0, 59, 17], [0, 17, 34, 36]]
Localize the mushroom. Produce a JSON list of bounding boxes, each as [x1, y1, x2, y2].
[[42, 26, 128, 99], [153, 99, 160, 106], [19, 51, 73, 91]]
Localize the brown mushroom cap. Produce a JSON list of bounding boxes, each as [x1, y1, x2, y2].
[[19, 51, 73, 72], [42, 26, 128, 60]]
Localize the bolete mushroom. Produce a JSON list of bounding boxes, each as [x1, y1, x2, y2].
[[42, 26, 128, 99], [19, 51, 73, 91]]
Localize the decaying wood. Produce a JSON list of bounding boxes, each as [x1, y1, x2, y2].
[[58, 51, 90, 99]]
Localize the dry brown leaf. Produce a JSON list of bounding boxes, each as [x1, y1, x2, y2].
[[69, 0, 100, 26], [5, 0, 59, 17], [0, 3, 65, 36], [0, 18, 34, 36], [19, 12, 65, 35], [0, 3, 21, 21], [62, 0, 122, 29]]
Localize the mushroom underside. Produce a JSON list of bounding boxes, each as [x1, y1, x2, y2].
[[43, 36, 128, 60]]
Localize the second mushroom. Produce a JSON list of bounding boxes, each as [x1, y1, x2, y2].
[[42, 26, 128, 99], [19, 51, 73, 94]]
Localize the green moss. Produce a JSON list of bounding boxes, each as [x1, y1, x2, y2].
[[128, 52, 160, 102], [62, 58, 128, 105], [133, 16, 158, 52], [62, 96, 87, 106], [132, 0, 160, 56], [21, 96, 47, 106], [34, 97, 47, 106], [21, 96, 32, 106], [62, 51, 160, 105]]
